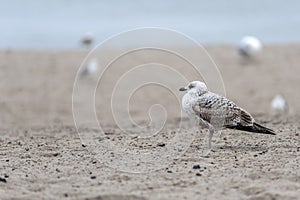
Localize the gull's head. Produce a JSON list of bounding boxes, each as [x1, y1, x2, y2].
[[179, 81, 208, 95]]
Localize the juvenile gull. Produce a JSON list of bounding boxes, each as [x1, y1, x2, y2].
[[179, 81, 275, 148]]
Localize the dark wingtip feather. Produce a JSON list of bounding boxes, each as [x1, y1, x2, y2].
[[227, 122, 276, 135], [253, 122, 276, 135]]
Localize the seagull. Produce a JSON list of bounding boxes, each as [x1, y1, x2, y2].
[[80, 59, 98, 76], [179, 81, 275, 148], [80, 32, 94, 49], [271, 94, 288, 113], [238, 36, 262, 56]]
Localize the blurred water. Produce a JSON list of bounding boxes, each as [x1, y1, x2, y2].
[[0, 0, 300, 49]]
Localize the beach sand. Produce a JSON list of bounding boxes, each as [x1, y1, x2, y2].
[[0, 45, 299, 199]]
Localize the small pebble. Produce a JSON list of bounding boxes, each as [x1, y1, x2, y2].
[[193, 164, 201, 169], [90, 176, 96, 179], [0, 177, 7, 183], [82, 144, 87, 148], [167, 170, 172, 173], [195, 173, 202, 176], [157, 143, 166, 147], [52, 152, 59, 157]]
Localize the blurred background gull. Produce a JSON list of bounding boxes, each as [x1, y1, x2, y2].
[[238, 36, 262, 57]]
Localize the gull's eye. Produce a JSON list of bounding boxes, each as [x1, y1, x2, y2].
[[189, 84, 194, 89]]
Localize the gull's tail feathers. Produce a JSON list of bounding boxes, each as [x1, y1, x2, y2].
[[228, 122, 276, 135]]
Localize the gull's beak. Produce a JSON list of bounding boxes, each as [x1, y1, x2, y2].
[[179, 87, 187, 91]]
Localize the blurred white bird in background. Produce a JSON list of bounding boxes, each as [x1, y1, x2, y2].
[[271, 94, 288, 114], [80, 32, 94, 49], [80, 59, 98, 76], [238, 36, 262, 56]]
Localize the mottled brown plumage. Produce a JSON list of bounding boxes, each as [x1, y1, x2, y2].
[[192, 92, 275, 135], [180, 81, 275, 148]]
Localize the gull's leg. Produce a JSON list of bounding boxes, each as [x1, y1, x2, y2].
[[195, 116, 214, 149], [208, 125, 215, 149]]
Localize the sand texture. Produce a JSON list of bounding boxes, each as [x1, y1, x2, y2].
[[0, 45, 299, 199]]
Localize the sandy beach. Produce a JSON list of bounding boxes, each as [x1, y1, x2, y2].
[[0, 45, 299, 199]]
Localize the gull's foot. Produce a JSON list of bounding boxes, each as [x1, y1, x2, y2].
[[203, 148, 214, 157]]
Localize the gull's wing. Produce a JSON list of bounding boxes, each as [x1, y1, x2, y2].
[[192, 92, 275, 135], [192, 92, 254, 128]]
